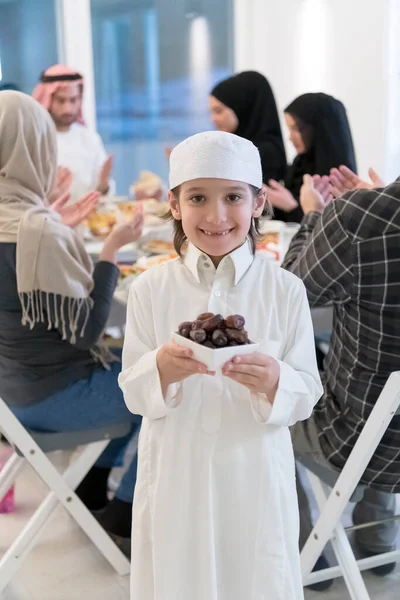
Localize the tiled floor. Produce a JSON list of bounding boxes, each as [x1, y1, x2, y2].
[[0, 454, 399, 600]]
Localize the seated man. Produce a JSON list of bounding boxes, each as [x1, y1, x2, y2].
[[282, 172, 400, 590], [33, 64, 114, 203]]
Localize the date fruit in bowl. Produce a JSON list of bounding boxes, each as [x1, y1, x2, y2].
[[173, 313, 259, 371]]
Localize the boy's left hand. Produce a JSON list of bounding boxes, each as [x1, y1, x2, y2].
[[222, 352, 280, 402]]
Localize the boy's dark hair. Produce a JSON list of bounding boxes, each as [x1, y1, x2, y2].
[[164, 185, 273, 256]]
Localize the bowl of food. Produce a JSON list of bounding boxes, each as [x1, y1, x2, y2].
[[172, 313, 258, 370]]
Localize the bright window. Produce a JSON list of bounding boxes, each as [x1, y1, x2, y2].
[[0, 0, 58, 93], [91, 0, 233, 193]]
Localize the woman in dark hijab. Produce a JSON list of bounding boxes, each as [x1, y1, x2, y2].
[[209, 71, 287, 184], [268, 92, 357, 222]]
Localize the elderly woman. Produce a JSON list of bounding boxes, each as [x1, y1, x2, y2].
[[0, 90, 142, 555]]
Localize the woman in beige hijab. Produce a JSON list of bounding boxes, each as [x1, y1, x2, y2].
[[0, 91, 142, 554]]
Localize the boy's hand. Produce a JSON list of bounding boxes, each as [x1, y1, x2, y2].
[[222, 352, 280, 403], [157, 340, 214, 396]]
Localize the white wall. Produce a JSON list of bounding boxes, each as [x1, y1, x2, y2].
[[57, 0, 97, 130], [386, 0, 400, 181], [234, 0, 400, 181]]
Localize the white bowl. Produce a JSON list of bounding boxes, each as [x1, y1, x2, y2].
[[172, 332, 259, 371]]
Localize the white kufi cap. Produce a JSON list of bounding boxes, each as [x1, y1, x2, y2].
[[169, 130, 262, 190]]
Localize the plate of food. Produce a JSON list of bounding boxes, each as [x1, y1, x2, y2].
[[115, 252, 178, 305], [140, 239, 175, 255], [118, 252, 178, 279], [119, 198, 169, 227], [256, 232, 281, 261], [257, 221, 301, 263], [84, 196, 170, 241], [118, 264, 142, 279]]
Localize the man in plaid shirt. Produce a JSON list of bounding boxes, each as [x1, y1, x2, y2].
[[282, 169, 400, 587]]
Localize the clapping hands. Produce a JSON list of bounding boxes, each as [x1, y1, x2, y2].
[[299, 174, 333, 214], [49, 167, 73, 205], [329, 166, 384, 198], [52, 191, 100, 228], [266, 180, 298, 212], [299, 165, 385, 215]]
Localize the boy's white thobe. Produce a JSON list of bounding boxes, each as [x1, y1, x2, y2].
[[119, 241, 323, 600]]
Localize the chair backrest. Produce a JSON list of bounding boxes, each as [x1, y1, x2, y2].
[[328, 371, 400, 496], [301, 371, 400, 579], [300, 371, 400, 491]]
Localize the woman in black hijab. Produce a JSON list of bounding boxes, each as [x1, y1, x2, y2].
[[209, 71, 287, 184], [268, 92, 357, 222]]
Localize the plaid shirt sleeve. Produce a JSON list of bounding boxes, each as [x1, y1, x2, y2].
[[281, 200, 353, 308]]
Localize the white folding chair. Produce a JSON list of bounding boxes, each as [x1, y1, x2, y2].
[[0, 396, 131, 592], [300, 371, 400, 599]]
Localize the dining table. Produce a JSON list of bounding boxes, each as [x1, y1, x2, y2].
[[84, 220, 332, 338]]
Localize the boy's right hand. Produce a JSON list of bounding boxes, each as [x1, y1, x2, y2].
[[157, 340, 210, 396]]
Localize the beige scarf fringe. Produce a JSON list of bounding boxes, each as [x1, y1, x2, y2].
[[19, 290, 115, 370]]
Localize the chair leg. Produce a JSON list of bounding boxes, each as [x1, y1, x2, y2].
[[0, 489, 62, 591], [301, 471, 371, 599], [0, 403, 131, 590], [301, 470, 337, 579], [306, 548, 400, 582], [58, 442, 131, 576], [331, 522, 371, 600], [0, 452, 24, 502], [0, 440, 130, 593]]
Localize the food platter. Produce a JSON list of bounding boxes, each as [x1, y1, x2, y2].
[[118, 252, 178, 279], [114, 252, 178, 305], [256, 220, 300, 264], [139, 239, 175, 255], [84, 197, 169, 240]]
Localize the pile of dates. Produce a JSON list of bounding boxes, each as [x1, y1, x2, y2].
[[177, 313, 250, 349]]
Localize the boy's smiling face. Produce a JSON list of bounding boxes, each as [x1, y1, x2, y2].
[[169, 178, 266, 265]]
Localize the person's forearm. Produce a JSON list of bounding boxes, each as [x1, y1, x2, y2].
[[99, 240, 118, 264]]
